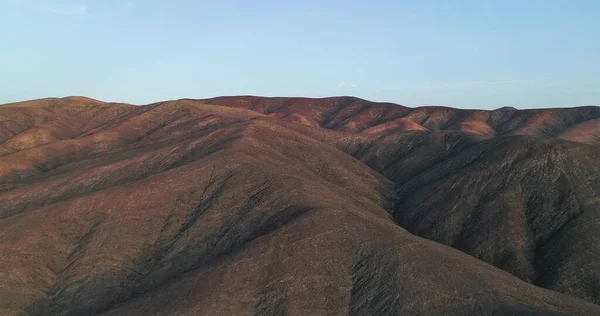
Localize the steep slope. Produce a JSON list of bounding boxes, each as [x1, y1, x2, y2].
[[388, 136, 600, 304], [276, 124, 600, 305], [1, 97, 600, 315]]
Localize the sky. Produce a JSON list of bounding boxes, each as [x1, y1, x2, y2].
[[1, 0, 599, 109]]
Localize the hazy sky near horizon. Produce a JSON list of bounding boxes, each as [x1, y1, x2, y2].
[[1, 0, 599, 109]]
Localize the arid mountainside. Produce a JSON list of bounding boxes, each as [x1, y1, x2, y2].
[[1, 96, 599, 315], [201, 96, 600, 143]]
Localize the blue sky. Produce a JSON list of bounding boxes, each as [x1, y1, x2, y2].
[[1, 0, 599, 108]]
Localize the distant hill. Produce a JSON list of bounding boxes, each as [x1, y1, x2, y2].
[[200, 96, 600, 144]]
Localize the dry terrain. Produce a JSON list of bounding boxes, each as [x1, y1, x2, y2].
[[1, 96, 599, 315]]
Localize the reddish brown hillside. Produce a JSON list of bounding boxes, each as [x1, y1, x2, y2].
[[200, 96, 600, 143], [1, 96, 599, 315]]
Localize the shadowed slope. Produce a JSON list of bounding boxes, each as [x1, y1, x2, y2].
[[389, 136, 600, 304], [282, 125, 600, 305], [300, 123, 600, 303]]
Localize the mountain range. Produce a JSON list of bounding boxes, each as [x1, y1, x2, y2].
[[1, 96, 599, 315]]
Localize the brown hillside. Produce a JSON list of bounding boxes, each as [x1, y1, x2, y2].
[[1, 97, 599, 315], [200, 96, 600, 143]]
